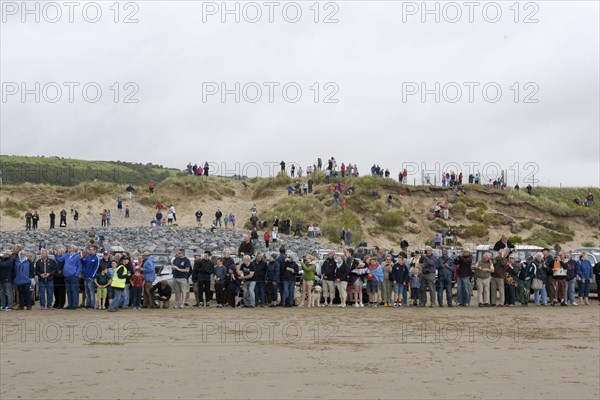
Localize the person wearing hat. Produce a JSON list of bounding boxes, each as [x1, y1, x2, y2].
[[141, 251, 156, 308], [517, 255, 536, 306]]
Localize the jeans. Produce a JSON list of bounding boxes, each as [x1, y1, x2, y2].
[[398, 285, 408, 305], [476, 277, 491, 304], [490, 277, 505, 306], [281, 281, 295, 306], [457, 277, 472, 305], [64, 276, 80, 308], [268, 281, 279, 303], [17, 284, 32, 308], [85, 277, 96, 308], [534, 286, 547, 305], [437, 276, 452, 305], [421, 273, 436, 306], [565, 279, 577, 304], [131, 286, 142, 308], [577, 280, 591, 298], [38, 280, 54, 308], [123, 283, 130, 307], [518, 279, 531, 304], [254, 282, 267, 305], [504, 284, 516, 305], [108, 288, 124, 310], [1, 281, 14, 308], [244, 281, 256, 306], [382, 280, 393, 304]]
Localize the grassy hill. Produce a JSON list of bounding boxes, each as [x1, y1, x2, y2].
[[0, 155, 181, 186], [0, 159, 598, 250]]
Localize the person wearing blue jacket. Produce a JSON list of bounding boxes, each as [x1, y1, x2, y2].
[[436, 250, 455, 307], [141, 252, 156, 308], [266, 254, 280, 307], [14, 250, 34, 310], [577, 252, 594, 305], [54, 245, 82, 310], [81, 246, 100, 309]]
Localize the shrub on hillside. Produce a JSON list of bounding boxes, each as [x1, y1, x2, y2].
[[460, 224, 489, 239], [322, 211, 364, 244], [252, 172, 292, 200]]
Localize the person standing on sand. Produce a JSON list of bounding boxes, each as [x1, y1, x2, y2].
[[517, 256, 536, 306], [266, 254, 280, 307], [577, 252, 593, 305], [299, 255, 317, 307], [419, 247, 437, 307], [107, 257, 130, 312], [491, 249, 508, 307], [253, 253, 268, 307], [321, 251, 337, 307], [335, 253, 350, 307], [171, 249, 191, 308], [475, 253, 494, 307], [54, 245, 82, 310], [456, 249, 473, 306]]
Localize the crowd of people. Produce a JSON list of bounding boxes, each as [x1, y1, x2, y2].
[[1, 236, 598, 311]]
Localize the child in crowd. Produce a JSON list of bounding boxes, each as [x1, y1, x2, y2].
[[94, 265, 111, 309], [409, 265, 422, 307], [129, 267, 145, 310]]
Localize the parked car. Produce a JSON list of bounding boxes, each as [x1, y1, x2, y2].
[[151, 253, 174, 288]]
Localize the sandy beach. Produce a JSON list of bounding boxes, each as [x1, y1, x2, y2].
[[1, 304, 598, 399]]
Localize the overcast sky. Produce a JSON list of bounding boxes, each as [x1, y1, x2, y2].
[[1, 0, 598, 187]]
